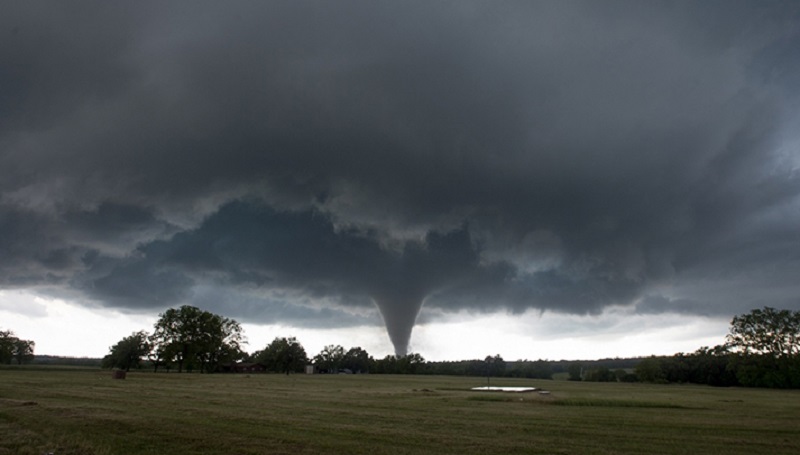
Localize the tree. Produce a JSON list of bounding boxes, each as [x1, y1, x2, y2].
[[371, 353, 425, 374], [508, 360, 553, 379], [193, 311, 247, 372], [12, 338, 35, 365], [147, 333, 172, 373], [567, 363, 583, 381], [484, 354, 505, 377], [615, 369, 638, 382], [150, 305, 246, 373], [584, 366, 616, 382], [342, 347, 372, 373], [373, 355, 399, 374], [688, 345, 738, 387], [255, 337, 308, 374], [313, 344, 345, 373], [726, 307, 800, 388], [726, 307, 800, 358], [399, 353, 426, 374], [102, 331, 150, 371], [0, 330, 15, 364], [0, 330, 34, 365], [636, 356, 666, 383]]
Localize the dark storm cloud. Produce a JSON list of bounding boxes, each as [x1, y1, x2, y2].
[[2, 1, 800, 353], [74, 199, 511, 354], [0, 204, 76, 286]]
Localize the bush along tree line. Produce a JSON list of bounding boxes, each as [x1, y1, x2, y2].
[[101, 305, 800, 387], [0, 329, 35, 365]]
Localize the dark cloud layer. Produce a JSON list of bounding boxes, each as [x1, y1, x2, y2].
[[2, 1, 799, 354], [75, 200, 511, 354]]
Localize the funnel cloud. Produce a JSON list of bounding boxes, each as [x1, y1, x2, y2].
[[2, 1, 800, 356], [373, 295, 426, 357]]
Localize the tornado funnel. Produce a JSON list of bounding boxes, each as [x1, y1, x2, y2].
[[372, 293, 426, 357]]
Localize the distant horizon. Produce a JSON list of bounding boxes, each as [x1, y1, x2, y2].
[[28, 353, 676, 363]]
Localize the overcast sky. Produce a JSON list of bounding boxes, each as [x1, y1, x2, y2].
[[2, 1, 799, 360]]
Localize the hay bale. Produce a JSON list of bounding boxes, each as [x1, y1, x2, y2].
[[112, 370, 127, 380]]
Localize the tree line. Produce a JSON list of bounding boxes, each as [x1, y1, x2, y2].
[[101, 304, 428, 375], [101, 305, 800, 388], [421, 307, 800, 389], [631, 307, 800, 388]]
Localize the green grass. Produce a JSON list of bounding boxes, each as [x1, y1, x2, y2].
[[1, 367, 799, 454]]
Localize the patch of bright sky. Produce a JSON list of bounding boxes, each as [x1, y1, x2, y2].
[[1, 289, 729, 361], [0, 290, 157, 358], [242, 323, 395, 360], [412, 309, 730, 361]]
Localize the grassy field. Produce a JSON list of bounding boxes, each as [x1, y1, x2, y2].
[[1, 367, 799, 454]]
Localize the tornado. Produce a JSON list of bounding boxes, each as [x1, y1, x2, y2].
[[372, 290, 427, 357]]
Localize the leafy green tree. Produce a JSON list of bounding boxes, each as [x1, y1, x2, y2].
[[12, 338, 35, 365], [373, 355, 398, 374], [102, 331, 150, 371], [687, 346, 737, 387], [147, 333, 172, 373], [726, 307, 800, 388], [151, 305, 200, 372], [150, 305, 246, 373], [255, 337, 308, 374], [567, 363, 583, 381], [661, 354, 692, 383], [0, 330, 16, 364], [464, 359, 486, 376], [342, 347, 372, 373], [508, 360, 553, 379], [371, 353, 425, 374], [584, 366, 616, 382], [193, 311, 247, 372], [313, 344, 345, 373], [0, 330, 34, 365], [726, 307, 800, 358], [484, 354, 505, 377], [616, 369, 638, 382], [636, 356, 667, 383], [399, 353, 426, 374]]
